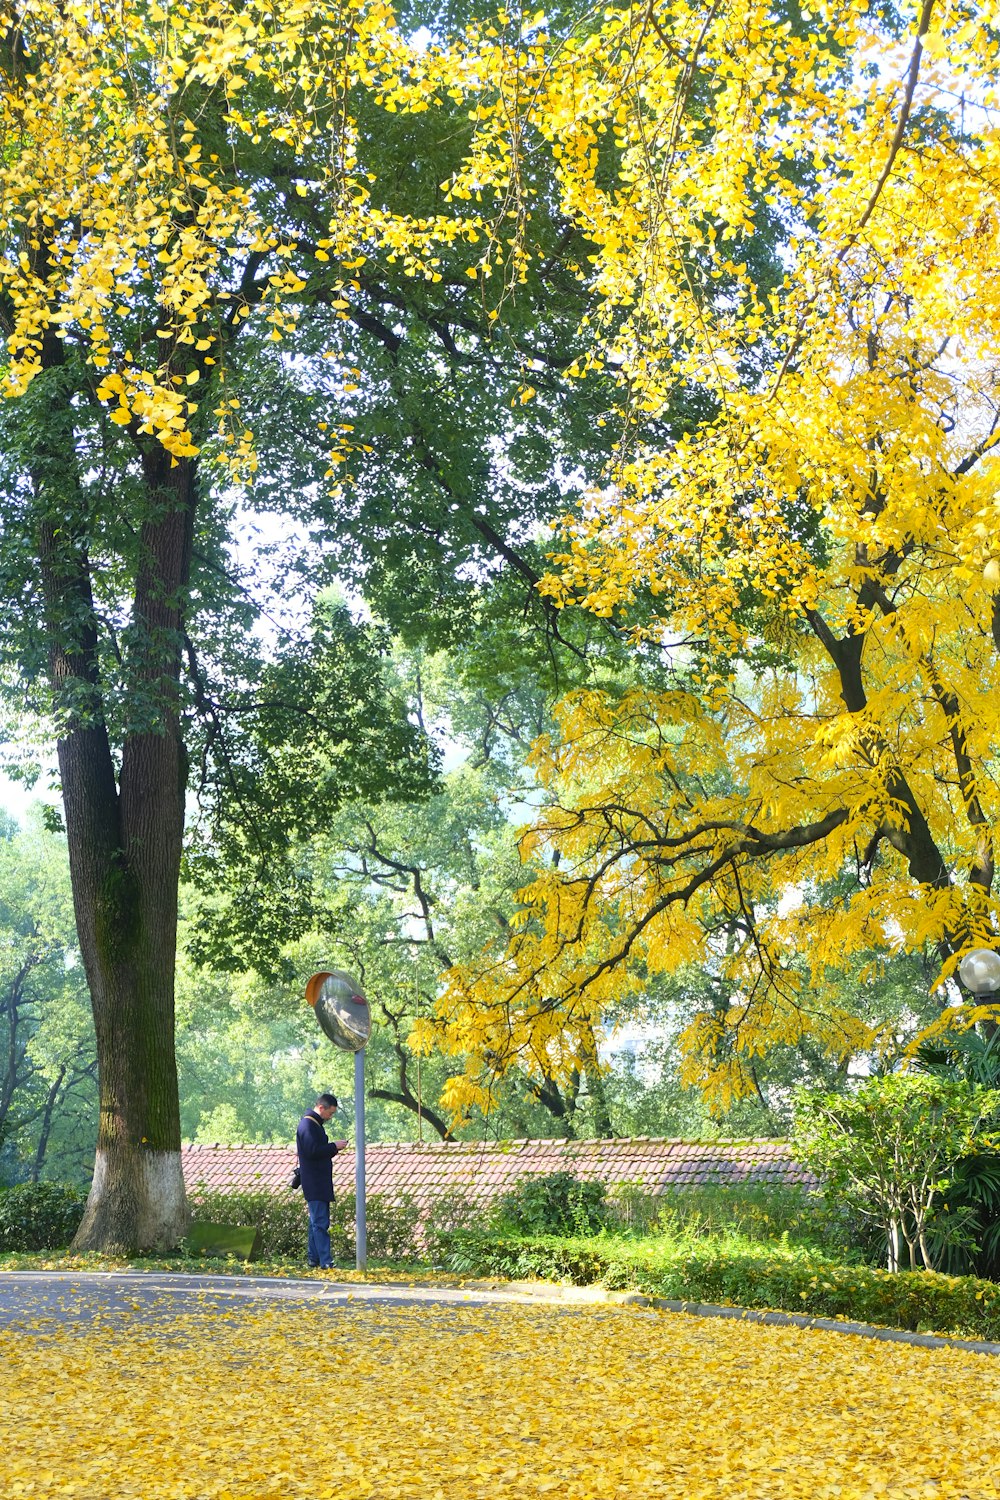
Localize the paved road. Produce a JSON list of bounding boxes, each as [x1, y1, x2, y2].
[[6, 1270, 995, 1358], [0, 1270, 577, 1335]]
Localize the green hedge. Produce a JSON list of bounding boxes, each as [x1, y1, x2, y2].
[[493, 1172, 609, 1236], [188, 1189, 420, 1262], [440, 1230, 1000, 1341], [0, 1183, 86, 1251], [188, 1190, 308, 1258]]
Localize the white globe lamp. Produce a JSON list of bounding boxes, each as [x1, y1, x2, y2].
[[957, 948, 1000, 998]]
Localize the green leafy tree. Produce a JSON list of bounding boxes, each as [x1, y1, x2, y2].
[[793, 1075, 1000, 1273], [0, 812, 96, 1186], [0, 0, 629, 1249]]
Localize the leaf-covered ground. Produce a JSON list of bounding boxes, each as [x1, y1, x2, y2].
[[2, 1291, 998, 1499]]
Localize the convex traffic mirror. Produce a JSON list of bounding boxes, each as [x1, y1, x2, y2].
[[305, 969, 371, 1053]]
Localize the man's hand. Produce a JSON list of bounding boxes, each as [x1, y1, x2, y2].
[[335, 1139, 348, 1150]]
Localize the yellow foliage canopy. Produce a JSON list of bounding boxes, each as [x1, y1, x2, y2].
[[422, 0, 1000, 1113], [6, 0, 999, 1114], [0, 0, 483, 465]]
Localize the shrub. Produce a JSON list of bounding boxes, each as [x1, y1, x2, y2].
[[445, 1230, 609, 1285], [0, 1183, 86, 1251], [440, 1228, 1000, 1341], [337, 1190, 421, 1262], [793, 1074, 1000, 1273], [188, 1188, 420, 1263], [423, 1189, 482, 1260], [491, 1172, 608, 1236], [605, 1181, 866, 1260], [189, 1189, 307, 1258], [933, 1150, 1000, 1280], [604, 1181, 661, 1235], [913, 1030, 1000, 1278]]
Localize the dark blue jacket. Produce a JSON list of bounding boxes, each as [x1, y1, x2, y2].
[[296, 1110, 342, 1202]]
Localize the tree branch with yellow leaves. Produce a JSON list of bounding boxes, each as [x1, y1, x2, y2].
[[426, 0, 1000, 1117]]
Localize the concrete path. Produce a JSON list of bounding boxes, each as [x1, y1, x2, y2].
[[0, 1270, 572, 1334]]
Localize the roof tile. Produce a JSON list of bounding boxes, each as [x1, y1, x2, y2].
[[181, 1135, 814, 1205]]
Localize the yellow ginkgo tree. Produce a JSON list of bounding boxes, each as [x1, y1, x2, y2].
[[419, 0, 1000, 1118]]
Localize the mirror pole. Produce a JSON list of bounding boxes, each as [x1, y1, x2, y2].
[[355, 1046, 367, 1271]]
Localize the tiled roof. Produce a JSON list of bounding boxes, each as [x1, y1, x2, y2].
[[182, 1136, 814, 1206]]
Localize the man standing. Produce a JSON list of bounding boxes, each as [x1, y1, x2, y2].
[[296, 1092, 348, 1270]]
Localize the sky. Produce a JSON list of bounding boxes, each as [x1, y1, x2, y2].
[[0, 770, 53, 825], [0, 774, 38, 822]]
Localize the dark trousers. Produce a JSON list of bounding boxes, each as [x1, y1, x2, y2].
[[306, 1199, 333, 1268]]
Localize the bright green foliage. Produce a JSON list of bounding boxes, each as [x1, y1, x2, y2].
[[0, 1181, 85, 1251], [0, 815, 96, 1184], [915, 1031, 1000, 1277], [491, 1171, 608, 1237], [626, 1183, 862, 1263], [183, 602, 437, 981], [792, 1075, 1000, 1273], [440, 1229, 1000, 1342], [190, 645, 624, 1142]]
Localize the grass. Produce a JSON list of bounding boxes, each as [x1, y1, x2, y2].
[[603, 1182, 868, 1261]]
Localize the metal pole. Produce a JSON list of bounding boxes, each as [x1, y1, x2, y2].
[[355, 1045, 367, 1271], [415, 980, 423, 1144]]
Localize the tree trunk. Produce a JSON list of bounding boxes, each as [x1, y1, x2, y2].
[[33, 379, 195, 1250], [585, 1062, 615, 1139], [60, 715, 190, 1249], [66, 758, 189, 1252], [31, 1064, 66, 1183], [917, 1225, 935, 1273], [71, 455, 194, 1251], [887, 1218, 900, 1272], [1, 957, 36, 1133]]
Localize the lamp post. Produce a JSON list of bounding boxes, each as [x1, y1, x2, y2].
[[957, 947, 1000, 1002], [305, 970, 372, 1271]]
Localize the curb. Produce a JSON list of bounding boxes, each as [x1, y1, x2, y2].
[[464, 1278, 1000, 1357], [5, 1266, 998, 1356]]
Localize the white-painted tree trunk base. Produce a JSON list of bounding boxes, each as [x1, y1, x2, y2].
[[74, 1148, 190, 1252]]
